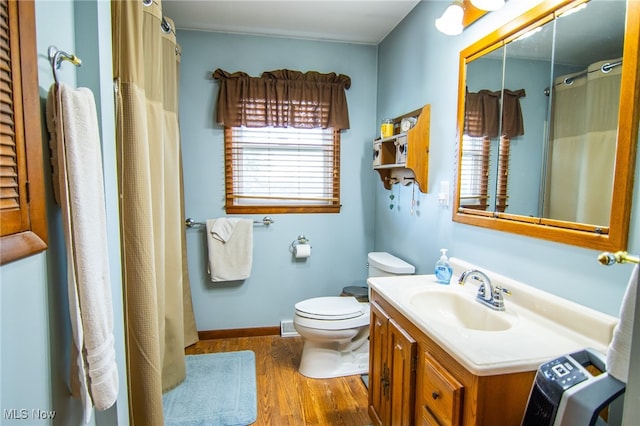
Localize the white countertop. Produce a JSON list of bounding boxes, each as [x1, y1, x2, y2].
[[368, 258, 618, 376]]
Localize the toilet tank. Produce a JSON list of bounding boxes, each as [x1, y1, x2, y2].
[[367, 252, 415, 277]]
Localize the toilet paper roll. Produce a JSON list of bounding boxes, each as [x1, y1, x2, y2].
[[294, 244, 311, 258]]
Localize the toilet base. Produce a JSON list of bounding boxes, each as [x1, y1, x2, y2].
[[298, 338, 369, 379]]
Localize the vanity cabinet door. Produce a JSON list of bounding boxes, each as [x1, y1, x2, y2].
[[369, 301, 390, 425], [420, 351, 464, 426], [388, 318, 417, 426], [369, 301, 417, 426]]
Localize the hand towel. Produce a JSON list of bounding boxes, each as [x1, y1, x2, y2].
[[606, 263, 639, 383], [206, 218, 253, 282], [47, 83, 119, 422], [210, 217, 241, 243]]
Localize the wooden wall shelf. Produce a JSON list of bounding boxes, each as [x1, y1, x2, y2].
[[373, 105, 430, 193]]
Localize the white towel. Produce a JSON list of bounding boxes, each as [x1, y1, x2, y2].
[[206, 218, 253, 282], [606, 263, 639, 383], [46, 83, 119, 422], [211, 217, 241, 243]]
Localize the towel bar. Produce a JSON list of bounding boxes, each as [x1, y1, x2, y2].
[[185, 217, 274, 228]]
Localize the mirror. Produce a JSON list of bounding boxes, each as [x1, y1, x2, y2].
[[454, 0, 639, 251], [501, 18, 554, 218]]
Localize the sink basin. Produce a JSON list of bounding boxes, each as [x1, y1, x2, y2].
[[368, 263, 618, 375], [410, 290, 514, 332]]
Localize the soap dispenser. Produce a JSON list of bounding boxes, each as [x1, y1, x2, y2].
[[434, 248, 453, 284]]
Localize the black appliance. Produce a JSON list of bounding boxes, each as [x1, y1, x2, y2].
[[521, 348, 625, 426]]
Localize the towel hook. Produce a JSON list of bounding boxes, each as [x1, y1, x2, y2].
[[48, 45, 82, 85], [598, 251, 640, 266]]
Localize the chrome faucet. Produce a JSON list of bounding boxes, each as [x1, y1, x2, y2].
[[458, 269, 510, 311]]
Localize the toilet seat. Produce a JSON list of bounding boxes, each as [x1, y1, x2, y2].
[[294, 302, 370, 331], [295, 296, 364, 320]]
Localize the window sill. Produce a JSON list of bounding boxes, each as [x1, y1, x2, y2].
[[225, 205, 341, 214]]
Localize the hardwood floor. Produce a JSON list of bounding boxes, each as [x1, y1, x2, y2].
[[186, 335, 372, 425]]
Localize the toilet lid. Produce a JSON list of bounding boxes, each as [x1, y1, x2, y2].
[[295, 296, 365, 320]]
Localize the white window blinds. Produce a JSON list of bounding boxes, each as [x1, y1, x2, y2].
[[225, 126, 340, 214], [459, 135, 490, 210]]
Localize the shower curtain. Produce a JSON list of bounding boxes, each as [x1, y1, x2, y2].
[[112, 1, 198, 424], [546, 58, 622, 225]]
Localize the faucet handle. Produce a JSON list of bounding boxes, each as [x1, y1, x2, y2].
[[492, 286, 511, 310], [495, 286, 511, 296]]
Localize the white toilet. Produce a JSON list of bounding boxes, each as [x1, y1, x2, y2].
[[293, 252, 415, 379]]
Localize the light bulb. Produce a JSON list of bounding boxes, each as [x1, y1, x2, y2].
[[435, 2, 464, 36]]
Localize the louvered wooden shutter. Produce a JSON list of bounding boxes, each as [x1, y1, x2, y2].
[[0, 0, 27, 235], [0, 0, 48, 264]]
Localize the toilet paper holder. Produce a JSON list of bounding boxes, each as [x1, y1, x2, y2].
[[290, 234, 311, 251]]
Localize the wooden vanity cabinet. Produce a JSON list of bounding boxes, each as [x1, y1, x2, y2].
[[369, 289, 536, 426]]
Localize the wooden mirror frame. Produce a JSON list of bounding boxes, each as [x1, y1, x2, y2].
[[453, 0, 640, 251]]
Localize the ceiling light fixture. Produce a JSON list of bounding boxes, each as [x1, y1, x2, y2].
[[435, 1, 464, 36], [470, 0, 505, 11]]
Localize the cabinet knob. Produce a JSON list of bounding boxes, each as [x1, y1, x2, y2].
[[431, 391, 440, 400]]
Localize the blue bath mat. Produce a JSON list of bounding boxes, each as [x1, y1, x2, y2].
[[163, 350, 257, 426]]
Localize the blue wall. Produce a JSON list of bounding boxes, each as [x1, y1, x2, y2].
[[177, 31, 378, 330], [375, 0, 639, 316]]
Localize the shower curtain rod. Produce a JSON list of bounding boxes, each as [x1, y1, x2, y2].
[[185, 217, 275, 227], [560, 60, 623, 86], [47, 46, 82, 84], [543, 60, 623, 95]]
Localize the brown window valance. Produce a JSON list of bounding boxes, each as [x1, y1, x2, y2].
[[213, 69, 351, 130], [464, 88, 525, 138]]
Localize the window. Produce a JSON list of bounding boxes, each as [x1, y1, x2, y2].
[[459, 134, 510, 212], [213, 68, 350, 214], [459, 135, 490, 210], [225, 126, 340, 214], [0, 0, 48, 265], [461, 88, 522, 214]]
